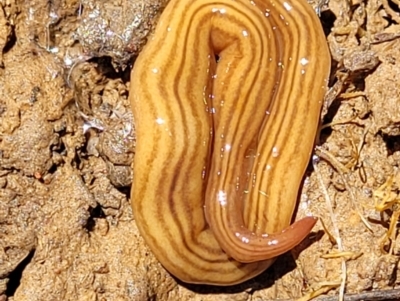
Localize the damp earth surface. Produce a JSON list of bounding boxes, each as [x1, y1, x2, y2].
[[1, 0, 400, 300]]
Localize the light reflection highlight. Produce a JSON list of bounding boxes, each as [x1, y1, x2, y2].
[[217, 190, 227, 206], [156, 118, 165, 125]]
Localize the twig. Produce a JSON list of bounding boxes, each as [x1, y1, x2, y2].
[[313, 155, 347, 301]]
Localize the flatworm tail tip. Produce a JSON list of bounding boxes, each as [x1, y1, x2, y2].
[[290, 216, 318, 239]]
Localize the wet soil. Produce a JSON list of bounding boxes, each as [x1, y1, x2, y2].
[[1, 0, 400, 300]]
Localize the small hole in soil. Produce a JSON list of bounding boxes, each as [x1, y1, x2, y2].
[[6, 250, 35, 297], [91, 56, 123, 79], [115, 186, 131, 199], [86, 204, 106, 232], [383, 134, 400, 155], [321, 9, 336, 36], [47, 163, 58, 175], [387, 0, 400, 15], [3, 29, 16, 54]]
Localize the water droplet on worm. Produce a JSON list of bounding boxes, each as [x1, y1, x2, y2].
[[272, 146, 280, 158]]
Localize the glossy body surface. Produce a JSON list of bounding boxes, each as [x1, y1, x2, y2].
[[129, 0, 331, 285]]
